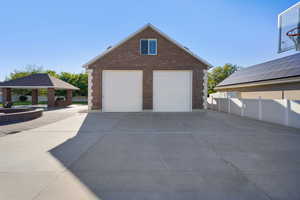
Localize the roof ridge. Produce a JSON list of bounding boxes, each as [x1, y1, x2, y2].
[[48, 75, 80, 90], [82, 24, 151, 67], [243, 53, 300, 70], [46, 73, 55, 87], [146, 24, 212, 67]]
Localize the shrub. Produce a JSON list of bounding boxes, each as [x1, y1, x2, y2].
[[3, 102, 13, 108], [55, 97, 65, 101], [19, 95, 28, 102]]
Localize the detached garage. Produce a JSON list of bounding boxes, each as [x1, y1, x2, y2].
[[83, 24, 211, 112]]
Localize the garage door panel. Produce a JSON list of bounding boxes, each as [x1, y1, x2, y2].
[[102, 71, 142, 112], [154, 71, 192, 112]]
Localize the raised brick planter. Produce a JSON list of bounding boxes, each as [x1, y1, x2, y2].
[[54, 100, 72, 107], [0, 108, 43, 124]]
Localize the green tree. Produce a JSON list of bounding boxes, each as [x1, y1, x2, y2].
[[57, 72, 88, 96], [208, 64, 241, 94]]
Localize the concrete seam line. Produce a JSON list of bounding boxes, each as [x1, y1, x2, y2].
[[192, 134, 274, 200], [31, 133, 107, 200], [219, 158, 273, 200], [68, 133, 107, 169], [87, 69, 93, 110], [158, 152, 170, 170], [31, 172, 63, 200], [202, 69, 208, 109]]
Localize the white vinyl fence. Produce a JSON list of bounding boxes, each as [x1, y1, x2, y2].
[[207, 97, 300, 129]]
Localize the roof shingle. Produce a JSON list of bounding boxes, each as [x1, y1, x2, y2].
[[0, 73, 79, 90]]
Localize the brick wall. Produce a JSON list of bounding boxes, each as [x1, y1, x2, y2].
[[2, 88, 12, 103], [47, 88, 55, 107]]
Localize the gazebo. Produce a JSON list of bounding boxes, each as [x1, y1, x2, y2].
[[0, 73, 79, 107]]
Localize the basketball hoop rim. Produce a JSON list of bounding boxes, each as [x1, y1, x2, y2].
[[286, 27, 300, 37]]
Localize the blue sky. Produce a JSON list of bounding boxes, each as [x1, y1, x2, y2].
[[0, 0, 298, 81]]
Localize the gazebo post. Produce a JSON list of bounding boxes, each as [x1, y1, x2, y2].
[[32, 89, 38, 105], [47, 88, 55, 107], [2, 88, 12, 105], [66, 90, 73, 106]]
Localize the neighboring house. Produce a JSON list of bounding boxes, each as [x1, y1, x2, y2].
[[83, 24, 211, 112], [215, 53, 300, 100]]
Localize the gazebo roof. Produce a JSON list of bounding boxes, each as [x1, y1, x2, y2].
[[0, 73, 79, 90]]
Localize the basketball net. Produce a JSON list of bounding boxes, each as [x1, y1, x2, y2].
[[287, 27, 300, 51]]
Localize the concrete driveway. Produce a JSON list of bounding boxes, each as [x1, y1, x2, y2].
[[0, 110, 299, 200]]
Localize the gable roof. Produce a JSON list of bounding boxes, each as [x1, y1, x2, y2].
[[216, 53, 300, 89], [83, 23, 212, 68], [0, 73, 79, 90]]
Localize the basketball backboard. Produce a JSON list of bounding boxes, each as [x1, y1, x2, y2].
[[278, 2, 300, 53]]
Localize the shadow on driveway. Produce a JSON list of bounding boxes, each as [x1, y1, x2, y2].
[[46, 111, 300, 200]]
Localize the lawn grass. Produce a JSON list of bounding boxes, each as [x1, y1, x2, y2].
[[72, 101, 88, 105], [0, 101, 87, 107]]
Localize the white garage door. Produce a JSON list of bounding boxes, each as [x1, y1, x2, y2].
[[102, 70, 143, 112], [153, 70, 192, 112]]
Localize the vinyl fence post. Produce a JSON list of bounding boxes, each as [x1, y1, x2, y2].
[[241, 98, 244, 117], [218, 98, 221, 112], [228, 96, 231, 114], [285, 99, 290, 126], [258, 97, 262, 120]]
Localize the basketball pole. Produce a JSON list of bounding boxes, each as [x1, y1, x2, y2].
[[278, 14, 282, 53], [297, 7, 300, 51]]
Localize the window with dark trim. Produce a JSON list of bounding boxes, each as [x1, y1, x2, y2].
[[140, 39, 157, 55]]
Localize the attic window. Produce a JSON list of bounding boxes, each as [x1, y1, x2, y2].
[[140, 39, 157, 55]]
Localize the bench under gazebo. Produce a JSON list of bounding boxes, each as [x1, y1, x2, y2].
[[0, 73, 79, 107]]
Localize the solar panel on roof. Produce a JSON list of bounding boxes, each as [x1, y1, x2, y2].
[[217, 53, 300, 87]]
